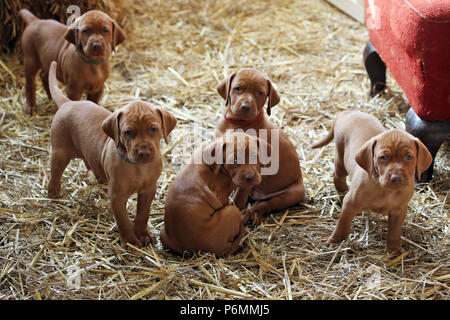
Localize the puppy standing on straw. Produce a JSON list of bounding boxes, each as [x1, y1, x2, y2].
[[47, 61, 177, 248], [19, 9, 126, 115], [312, 110, 432, 253]]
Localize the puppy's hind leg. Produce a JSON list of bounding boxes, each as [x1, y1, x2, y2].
[[24, 56, 40, 115], [327, 193, 360, 245], [205, 205, 245, 257], [39, 70, 51, 99], [250, 179, 305, 225], [333, 147, 348, 194], [223, 223, 248, 257], [48, 148, 72, 198], [333, 164, 348, 194]]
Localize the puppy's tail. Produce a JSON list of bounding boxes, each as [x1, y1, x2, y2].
[[19, 9, 38, 26], [311, 120, 335, 149], [49, 61, 70, 107]]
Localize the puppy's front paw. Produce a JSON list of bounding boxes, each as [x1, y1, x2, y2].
[[386, 244, 404, 255], [327, 228, 349, 245], [326, 237, 341, 249], [249, 209, 264, 225], [134, 227, 157, 247], [120, 232, 142, 249], [249, 202, 267, 225], [240, 209, 251, 225], [24, 105, 37, 116], [48, 186, 61, 199]]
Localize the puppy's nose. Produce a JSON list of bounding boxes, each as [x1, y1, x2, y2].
[[91, 42, 103, 50], [136, 148, 151, 162], [244, 173, 255, 182], [240, 103, 251, 113], [390, 173, 403, 184]]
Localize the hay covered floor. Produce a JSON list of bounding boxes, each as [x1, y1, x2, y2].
[[0, 0, 449, 300]]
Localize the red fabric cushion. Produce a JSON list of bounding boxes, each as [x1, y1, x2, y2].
[[366, 0, 450, 121]]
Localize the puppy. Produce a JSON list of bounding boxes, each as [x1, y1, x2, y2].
[[19, 9, 126, 114], [160, 132, 266, 257], [47, 61, 176, 248], [215, 68, 305, 225], [312, 110, 432, 253]]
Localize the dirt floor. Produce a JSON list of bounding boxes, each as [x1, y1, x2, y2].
[[0, 0, 448, 300]]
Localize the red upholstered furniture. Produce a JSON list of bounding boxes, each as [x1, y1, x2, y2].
[[363, 0, 450, 182]]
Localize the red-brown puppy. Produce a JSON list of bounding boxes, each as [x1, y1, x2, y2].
[[312, 110, 432, 253], [47, 62, 176, 248], [215, 68, 305, 225], [19, 9, 125, 114], [161, 132, 266, 257]]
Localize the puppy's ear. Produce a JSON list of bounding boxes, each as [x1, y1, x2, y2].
[[355, 137, 377, 176], [111, 20, 126, 51], [65, 19, 80, 49], [203, 138, 227, 175], [266, 78, 280, 116], [413, 138, 432, 181], [156, 107, 177, 144], [102, 110, 123, 149], [217, 72, 236, 106]]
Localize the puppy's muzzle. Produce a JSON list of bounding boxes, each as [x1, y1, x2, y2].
[[240, 102, 251, 113], [244, 172, 256, 183], [133, 145, 154, 163], [89, 40, 105, 55], [384, 169, 407, 188], [237, 170, 262, 188], [390, 173, 403, 184]]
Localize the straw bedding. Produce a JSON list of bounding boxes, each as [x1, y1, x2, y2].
[[0, 0, 448, 300]]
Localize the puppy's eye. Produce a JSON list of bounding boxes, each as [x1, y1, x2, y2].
[[256, 90, 264, 96], [150, 126, 158, 133], [405, 154, 413, 161], [125, 129, 134, 136], [379, 155, 388, 161], [234, 86, 242, 92], [82, 29, 91, 34], [103, 28, 110, 34]]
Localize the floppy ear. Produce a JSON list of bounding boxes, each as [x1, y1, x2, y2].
[[65, 19, 80, 49], [102, 110, 123, 149], [111, 20, 126, 51], [266, 78, 280, 116], [217, 72, 236, 106], [413, 138, 433, 181], [355, 137, 377, 176], [203, 138, 227, 175], [156, 107, 177, 144]]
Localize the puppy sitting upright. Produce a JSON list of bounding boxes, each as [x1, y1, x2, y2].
[[19, 9, 125, 114], [215, 69, 305, 225], [47, 62, 176, 248], [161, 132, 265, 257], [312, 110, 432, 253]]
